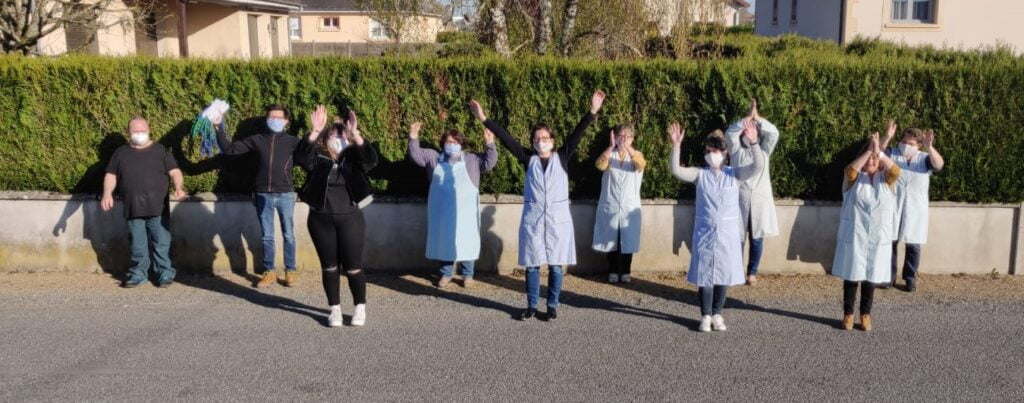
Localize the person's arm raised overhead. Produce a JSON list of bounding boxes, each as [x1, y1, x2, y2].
[[734, 119, 766, 181], [406, 121, 437, 168], [923, 129, 945, 172], [563, 90, 604, 157], [471, 98, 529, 164], [667, 122, 699, 183]]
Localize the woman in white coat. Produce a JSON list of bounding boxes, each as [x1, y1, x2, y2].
[[667, 120, 764, 333], [886, 124, 944, 292], [725, 100, 780, 285], [470, 91, 605, 321], [832, 131, 900, 331], [407, 122, 498, 289], [592, 124, 646, 284]]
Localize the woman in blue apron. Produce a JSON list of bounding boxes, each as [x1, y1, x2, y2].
[[592, 124, 646, 283], [885, 124, 945, 292], [469, 91, 606, 321], [408, 122, 498, 288], [832, 131, 900, 331], [667, 120, 764, 333]]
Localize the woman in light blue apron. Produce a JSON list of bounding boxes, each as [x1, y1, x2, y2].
[[667, 121, 764, 333], [833, 131, 900, 331], [470, 91, 606, 321], [408, 122, 498, 288]]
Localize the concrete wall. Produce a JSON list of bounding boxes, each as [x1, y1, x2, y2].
[[1, 193, 1019, 276], [755, 0, 844, 42]]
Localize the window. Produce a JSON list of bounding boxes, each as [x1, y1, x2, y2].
[[891, 0, 933, 23], [790, 0, 798, 23], [320, 17, 340, 31], [289, 17, 301, 39], [369, 19, 391, 40], [772, 0, 779, 25]]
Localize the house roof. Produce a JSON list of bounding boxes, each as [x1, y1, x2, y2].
[[200, 0, 302, 12], [731, 0, 751, 8], [299, 0, 360, 12]]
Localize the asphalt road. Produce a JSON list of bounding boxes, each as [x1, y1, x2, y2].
[[1, 273, 1022, 402]]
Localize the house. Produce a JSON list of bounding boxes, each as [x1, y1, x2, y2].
[[290, 0, 443, 44], [646, 0, 752, 36], [756, 0, 1024, 52], [36, 0, 300, 58]]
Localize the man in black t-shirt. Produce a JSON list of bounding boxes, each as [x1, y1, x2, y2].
[[102, 117, 186, 288]]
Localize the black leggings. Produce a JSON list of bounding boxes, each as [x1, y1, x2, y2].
[[606, 231, 633, 275], [308, 211, 367, 306], [842, 281, 875, 315]]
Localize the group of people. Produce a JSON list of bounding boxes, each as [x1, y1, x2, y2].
[[99, 91, 944, 332]]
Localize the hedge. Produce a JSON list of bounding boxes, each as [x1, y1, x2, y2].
[[1, 51, 1023, 202]]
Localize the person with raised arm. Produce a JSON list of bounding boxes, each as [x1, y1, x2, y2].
[[592, 124, 646, 284]]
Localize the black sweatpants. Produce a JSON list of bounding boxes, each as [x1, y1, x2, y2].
[[842, 280, 875, 315], [606, 231, 634, 275], [308, 211, 367, 306]]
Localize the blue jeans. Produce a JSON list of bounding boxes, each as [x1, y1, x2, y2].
[[254, 192, 296, 272], [525, 265, 563, 310], [699, 285, 728, 316], [126, 216, 175, 282], [747, 237, 764, 276], [440, 260, 475, 278]]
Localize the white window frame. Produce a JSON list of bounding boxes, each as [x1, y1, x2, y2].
[[369, 18, 391, 41], [320, 17, 340, 31], [891, 0, 934, 23], [289, 16, 302, 39]]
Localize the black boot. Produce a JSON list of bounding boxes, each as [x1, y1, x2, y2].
[[518, 308, 537, 321], [545, 307, 558, 321]]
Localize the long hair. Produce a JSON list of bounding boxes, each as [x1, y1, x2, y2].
[[315, 116, 346, 160]]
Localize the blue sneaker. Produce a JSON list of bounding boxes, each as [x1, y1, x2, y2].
[[122, 276, 146, 288]]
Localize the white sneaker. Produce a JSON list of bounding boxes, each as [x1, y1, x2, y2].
[[608, 273, 619, 283], [351, 304, 366, 327], [712, 314, 727, 331], [699, 315, 712, 332], [620, 274, 631, 283], [328, 305, 342, 328]]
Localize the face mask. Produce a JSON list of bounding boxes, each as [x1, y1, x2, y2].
[[705, 152, 724, 168], [534, 141, 553, 154], [327, 137, 344, 154], [444, 143, 462, 157], [266, 118, 286, 133], [899, 142, 919, 156], [130, 132, 149, 146]]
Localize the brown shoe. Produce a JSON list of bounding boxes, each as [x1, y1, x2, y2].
[[860, 314, 873, 332], [284, 271, 297, 287], [746, 275, 758, 286], [462, 277, 475, 288], [256, 271, 277, 288], [841, 314, 854, 331], [437, 276, 452, 288]]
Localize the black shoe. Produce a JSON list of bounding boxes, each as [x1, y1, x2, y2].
[[121, 277, 145, 288], [157, 278, 174, 288], [878, 281, 894, 290], [905, 279, 916, 292], [518, 308, 537, 321], [546, 307, 558, 321]]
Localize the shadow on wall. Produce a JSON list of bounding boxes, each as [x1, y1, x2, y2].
[[672, 198, 695, 261], [786, 203, 840, 274], [478, 205, 504, 273]]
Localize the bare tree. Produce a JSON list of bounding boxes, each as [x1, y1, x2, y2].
[[486, 0, 511, 56], [556, 0, 577, 55], [532, 0, 551, 54], [1, 0, 159, 55], [356, 0, 442, 44]]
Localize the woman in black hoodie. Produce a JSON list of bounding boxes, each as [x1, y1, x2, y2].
[[297, 105, 378, 328]]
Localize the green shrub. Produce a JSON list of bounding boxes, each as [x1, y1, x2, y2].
[[1, 54, 1022, 202]]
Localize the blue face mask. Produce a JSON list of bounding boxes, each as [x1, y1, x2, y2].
[[444, 143, 462, 157], [266, 118, 286, 133]]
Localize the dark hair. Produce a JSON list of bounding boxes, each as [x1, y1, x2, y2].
[[902, 127, 924, 142], [704, 129, 727, 151], [440, 128, 468, 148], [530, 123, 554, 142], [265, 104, 291, 119]]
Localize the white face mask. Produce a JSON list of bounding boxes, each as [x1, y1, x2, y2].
[[130, 132, 150, 146], [534, 141, 553, 154], [705, 152, 724, 168], [328, 137, 345, 154], [899, 142, 919, 157]]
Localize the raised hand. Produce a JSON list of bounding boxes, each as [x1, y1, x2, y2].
[[409, 121, 422, 140], [307, 105, 328, 142], [747, 98, 759, 121], [923, 129, 936, 149], [870, 132, 881, 154], [469, 99, 487, 122], [346, 110, 364, 145], [483, 128, 495, 144], [608, 129, 617, 151], [882, 119, 897, 147], [212, 112, 224, 126], [668, 122, 685, 146], [742, 118, 759, 143], [591, 90, 606, 114]]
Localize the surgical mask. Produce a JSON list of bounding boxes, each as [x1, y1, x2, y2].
[[266, 118, 286, 133], [130, 132, 149, 146], [705, 152, 724, 168], [328, 137, 345, 154], [534, 141, 553, 153], [899, 142, 919, 157], [444, 143, 462, 157]]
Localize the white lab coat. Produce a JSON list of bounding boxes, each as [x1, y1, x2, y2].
[[889, 147, 933, 244], [832, 170, 897, 283], [725, 118, 780, 239], [592, 150, 643, 254]]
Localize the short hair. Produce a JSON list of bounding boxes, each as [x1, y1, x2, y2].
[[613, 123, 635, 137], [530, 123, 554, 142], [440, 129, 468, 148], [265, 104, 291, 119], [902, 127, 925, 142], [127, 115, 148, 131], [704, 129, 727, 151]]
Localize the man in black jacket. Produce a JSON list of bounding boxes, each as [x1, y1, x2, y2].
[[216, 104, 302, 288]]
